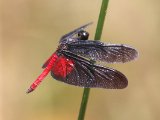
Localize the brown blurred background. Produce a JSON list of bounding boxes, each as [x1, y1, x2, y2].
[[1, 0, 160, 120]]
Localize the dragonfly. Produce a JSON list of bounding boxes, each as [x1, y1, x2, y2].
[[27, 22, 138, 93]]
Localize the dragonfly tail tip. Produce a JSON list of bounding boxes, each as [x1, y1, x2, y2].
[[26, 88, 34, 94]]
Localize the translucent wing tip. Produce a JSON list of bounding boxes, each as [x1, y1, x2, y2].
[[82, 22, 93, 29], [134, 49, 139, 60], [73, 22, 93, 32], [127, 46, 139, 62]]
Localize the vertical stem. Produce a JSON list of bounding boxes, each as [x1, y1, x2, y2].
[[95, 0, 110, 40], [78, 88, 90, 120], [78, 0, 110, 120]]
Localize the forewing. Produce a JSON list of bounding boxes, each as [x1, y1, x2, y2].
[[51, 50, 128, 89], [67, 40, 138, 63]]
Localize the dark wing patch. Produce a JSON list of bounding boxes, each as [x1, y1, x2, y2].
[[67, 40, 138, 63], [90, 65, 128, 89], [51, 50, 128, 89]]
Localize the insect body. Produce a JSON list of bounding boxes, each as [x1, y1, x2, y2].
[[27, 22, 138, 93]]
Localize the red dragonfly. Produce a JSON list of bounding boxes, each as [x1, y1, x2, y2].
[[27, 22, 138, 93]]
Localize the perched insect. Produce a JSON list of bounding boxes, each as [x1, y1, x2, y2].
[[27, 22, 138, 93]]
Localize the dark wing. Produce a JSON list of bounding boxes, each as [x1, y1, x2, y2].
[[67, 40, 138, 63], [51, 50, 128, 89], [59, 22, 93, 43]]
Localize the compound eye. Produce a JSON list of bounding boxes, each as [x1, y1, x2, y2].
[[78, 30, 89, 40]]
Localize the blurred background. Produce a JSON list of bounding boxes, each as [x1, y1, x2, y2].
[[1, 0, 160, 120]]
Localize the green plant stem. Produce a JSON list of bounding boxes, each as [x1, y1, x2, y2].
[[95, 0, 110, 40], [78, 88, 90, 120], [78, 0, 110, 120]]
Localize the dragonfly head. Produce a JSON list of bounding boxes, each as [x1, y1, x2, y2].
[[78, 30, 89, 40]]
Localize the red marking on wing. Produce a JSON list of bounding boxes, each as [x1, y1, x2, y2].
[[27, 53, 58, 93], [51, 56, 74, 78]]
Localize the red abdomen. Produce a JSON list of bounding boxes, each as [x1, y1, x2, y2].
[[27, 53, 74, 93]]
